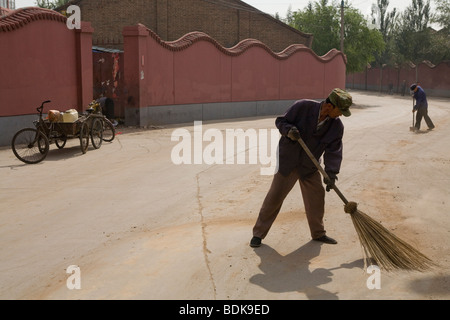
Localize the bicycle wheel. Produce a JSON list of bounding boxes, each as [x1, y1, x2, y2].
[[102, 118, 115, 142], [38, 132, 48, 154], [90, 118, 103, 149], [79, 122, 89, 154], [11, 128, 49, 164], [55, 134, 67, 149]]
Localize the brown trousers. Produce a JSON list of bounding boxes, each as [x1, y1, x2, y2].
[[252, 169, 326, 240]]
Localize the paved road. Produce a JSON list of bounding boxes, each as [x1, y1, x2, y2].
[[1, 90, 449, 300]]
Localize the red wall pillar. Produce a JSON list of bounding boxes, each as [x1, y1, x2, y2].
[[123, 24, 149, 125], [76, 21, 94, 110]]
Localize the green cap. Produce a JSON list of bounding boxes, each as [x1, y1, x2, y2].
[[328, 88, 352, 117]]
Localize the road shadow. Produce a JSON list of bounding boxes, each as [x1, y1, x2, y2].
[[249, 241, 364, 300], [350, 103, 384, 110], [408, 274, 450, 298], [413, 130, 430, 134], [44, 145, 97, 161]]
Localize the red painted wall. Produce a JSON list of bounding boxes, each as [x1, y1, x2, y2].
[[418, 61, 450, 91], [346, 61, 450, 96], [174, 40, 233, 103], [123, 24, 347, 118], [0, 8, 93, 117]]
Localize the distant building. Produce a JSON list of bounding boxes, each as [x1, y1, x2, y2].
[[57, 0, 313, 52]]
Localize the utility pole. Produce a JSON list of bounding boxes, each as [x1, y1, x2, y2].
[[340, 0, 344, 53]]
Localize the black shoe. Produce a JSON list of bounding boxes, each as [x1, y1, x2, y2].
[[313, 235, 337, 244], [250, 236, 262, 247]]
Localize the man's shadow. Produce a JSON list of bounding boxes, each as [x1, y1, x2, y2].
[[249, 241, 363, 300]]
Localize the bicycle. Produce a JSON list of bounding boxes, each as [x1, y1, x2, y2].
[[87, 100, 116, 143], [11, 100, 103, 164]]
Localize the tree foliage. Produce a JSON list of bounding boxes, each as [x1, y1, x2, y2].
[[431, 0, 450, 30], [285, 0, 449, 72], [372, 0, 397, 36], [288, 0, 384, 73], [36, 0, 70, 10], [371, 0, 397, 68], [344, 7, 385, 72], [290, 0, 340, 56], [393, 0, 432, 64]]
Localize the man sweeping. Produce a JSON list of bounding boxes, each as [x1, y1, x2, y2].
[[410, 84, 435, 132], [250, 88, 353, 248]]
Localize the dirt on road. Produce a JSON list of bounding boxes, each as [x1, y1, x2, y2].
[[0, 90, 449, 300]]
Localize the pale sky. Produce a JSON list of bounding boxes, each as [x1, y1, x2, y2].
[[14, 0, 436, 19]]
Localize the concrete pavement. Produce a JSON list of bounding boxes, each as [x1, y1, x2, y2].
[[0, 90, 449, 300]]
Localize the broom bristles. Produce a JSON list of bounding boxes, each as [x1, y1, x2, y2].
[[350, 209, 437, 272]]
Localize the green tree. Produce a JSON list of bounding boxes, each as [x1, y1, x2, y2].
[[344, 6, 385, 73], [284, 5, 294, 25], [370, 0, 397, 91], [370, 0, 397, 66], [289, 0, 384, 73], [431, 0, 450, 30], [290, 0, 340, 56], [36, 0, 70, 9], [371, 0, 397, 36], [393, 0, 432, 66], [427, 30, 450, 63]]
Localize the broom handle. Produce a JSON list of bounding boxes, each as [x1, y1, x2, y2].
[[297, 137, 349, 205]]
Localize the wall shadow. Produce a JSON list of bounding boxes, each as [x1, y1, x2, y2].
[[249, 241, 364, 300]]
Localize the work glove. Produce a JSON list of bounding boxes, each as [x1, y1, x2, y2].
[[323, 173, 337, 192], [287, 126, 300, 141]]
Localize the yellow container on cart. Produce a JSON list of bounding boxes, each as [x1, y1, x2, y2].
[[62, 109, 78, 123]]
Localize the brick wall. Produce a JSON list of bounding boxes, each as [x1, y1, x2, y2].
[[60, 0, 312, 51]]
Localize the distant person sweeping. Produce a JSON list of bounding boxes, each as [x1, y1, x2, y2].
[[250, 88, 353, 248], [410, 84, 435, 132]]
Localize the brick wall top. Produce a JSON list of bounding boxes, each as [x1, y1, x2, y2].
[[141, 24, 341, 62], [366, 59, 450, 70], [0, 7, 66, 32], [0, 6, 12, 17], [57, 0, 313, 51]]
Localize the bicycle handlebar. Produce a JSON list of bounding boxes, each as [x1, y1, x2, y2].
[[37, 100, 51, 113]]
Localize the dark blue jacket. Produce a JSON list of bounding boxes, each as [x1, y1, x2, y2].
[[413, 86, 428, 110], [275, 99, 344, 179]]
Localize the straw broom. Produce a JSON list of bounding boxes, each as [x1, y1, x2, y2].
[[297, 138, 436, 272]]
